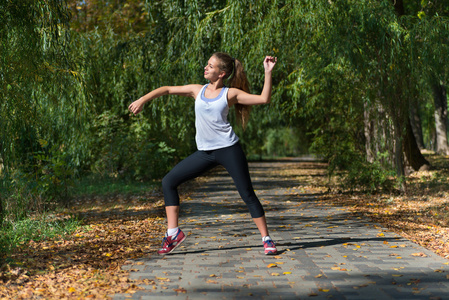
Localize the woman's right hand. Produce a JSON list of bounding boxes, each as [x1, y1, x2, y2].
[[263, 56, 277, 73], [128, 98, 145, 115]]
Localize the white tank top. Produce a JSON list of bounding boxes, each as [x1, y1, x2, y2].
[[195, 84, 239, 150]]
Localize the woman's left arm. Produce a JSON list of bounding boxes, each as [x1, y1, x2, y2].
[[228, 56, 277, 106]]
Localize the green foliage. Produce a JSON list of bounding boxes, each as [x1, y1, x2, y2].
[[71, 176, 158, 197], [344, 154, 396, 192], [1, 140, 74, 222], [0, 214, 80, 254], [2, 0, 449, 229]]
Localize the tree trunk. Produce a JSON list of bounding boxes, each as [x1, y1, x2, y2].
[[393, 125, 406, 192], [391, 0, 405, 16], [409, 103, 425, 150], [0, 156, 3, 225], [364, 101, 390, 165], [0, 196, 3, 226], [364, 102, 375, 163], [404, 117, 431, 172], [433, 83, 449, 155]]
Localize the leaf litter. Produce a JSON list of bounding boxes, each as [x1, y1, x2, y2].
[[1, 154, 449, 299]]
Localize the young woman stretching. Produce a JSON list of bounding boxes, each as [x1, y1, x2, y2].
[[128, 52, 278, 255]]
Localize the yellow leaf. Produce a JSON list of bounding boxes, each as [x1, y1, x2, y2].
[[283, 272, 292, 275], [411, 252, 427, 257], [105, 253, 113, 257], [35, 288, 46, 294], [156, 277, 170, 281], [68, 287, 76, 293], [319, 289, 330, 292], [271, 272, 280, 276], [267, 263, 277, 268]]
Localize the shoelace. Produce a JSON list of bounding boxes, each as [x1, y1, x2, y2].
[[161, 236, 169, 247], [265, 240, 275, 246]]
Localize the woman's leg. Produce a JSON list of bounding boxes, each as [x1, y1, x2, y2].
[[252, 215, 269, 237], [215, 143, 270, 238], [162, 150, 217, 229]]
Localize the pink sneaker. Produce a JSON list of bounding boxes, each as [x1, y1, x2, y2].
[[263, 239, 277, 255], [157, 228, 186, 255]]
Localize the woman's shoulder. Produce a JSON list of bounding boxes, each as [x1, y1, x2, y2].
[[227, 87, 247, 98], [186, 84, 204, 90]]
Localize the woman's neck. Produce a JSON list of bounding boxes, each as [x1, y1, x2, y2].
[[208, 79, 224, 90]]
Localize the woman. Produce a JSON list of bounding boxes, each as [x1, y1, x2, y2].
[[128, 52, 278, 255]]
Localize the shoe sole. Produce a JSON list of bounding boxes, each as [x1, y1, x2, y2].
[[265, 251, 278, 255], [158, 235, 187, 255]]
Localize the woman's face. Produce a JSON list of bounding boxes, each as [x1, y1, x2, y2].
[[204, 56, 224, 81]]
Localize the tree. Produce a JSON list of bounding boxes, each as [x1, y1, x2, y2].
[[0, 0, 83, 220], [405, 1, 449, 154]]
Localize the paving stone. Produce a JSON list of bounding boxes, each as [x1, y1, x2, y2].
[[114, 161, 449, 300]]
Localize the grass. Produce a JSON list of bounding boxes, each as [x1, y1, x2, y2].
[[0, 214, 81, 255], [71, 175, 159, 197], [0, 175, 159, 256]]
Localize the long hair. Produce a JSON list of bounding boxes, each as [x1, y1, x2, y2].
[[213, 52, 251, 129]]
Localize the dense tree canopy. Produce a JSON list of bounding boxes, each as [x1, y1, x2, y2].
[[1, 0, 449, 222]]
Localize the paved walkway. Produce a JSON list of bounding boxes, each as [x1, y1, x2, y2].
[[114, 160, 449, 300]]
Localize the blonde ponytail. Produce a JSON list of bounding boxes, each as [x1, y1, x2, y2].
[[213, 52, 251, 129]]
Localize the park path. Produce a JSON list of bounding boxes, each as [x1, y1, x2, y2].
[[113, 160, 449, 300]]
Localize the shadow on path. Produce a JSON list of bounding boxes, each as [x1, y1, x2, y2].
[[115, 160, 449, 300]]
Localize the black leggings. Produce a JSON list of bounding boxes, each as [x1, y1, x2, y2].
[[162, 142, 265, 218]]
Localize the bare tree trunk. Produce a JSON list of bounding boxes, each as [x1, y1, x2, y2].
[[364, 102, 375, 163], [0, 194, 3, 226], [0, 156, 3, 225], [393, 127, 406, 192], [433, 83, 449, 155], [391, 0, 404, 16], [409, 103, 425, 150], [364, 101, 389, 165], [404, 117, 430, 171]]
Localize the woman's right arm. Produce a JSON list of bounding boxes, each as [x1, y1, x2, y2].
[[128, 84, 202, 115]]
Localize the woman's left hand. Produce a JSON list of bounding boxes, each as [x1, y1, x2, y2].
[[263, 56, 277, 73]]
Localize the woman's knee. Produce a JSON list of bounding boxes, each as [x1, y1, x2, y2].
[[162, 172, 177, 191]]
